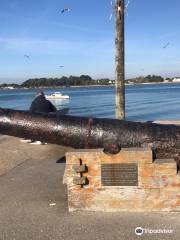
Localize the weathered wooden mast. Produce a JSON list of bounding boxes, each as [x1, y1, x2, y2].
[[115, 0, 125, 120]]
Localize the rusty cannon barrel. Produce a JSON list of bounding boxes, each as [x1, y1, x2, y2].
[[0, 107, 180, 167]]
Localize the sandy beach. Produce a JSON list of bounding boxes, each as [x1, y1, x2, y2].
[[0, 135, 180, 240]]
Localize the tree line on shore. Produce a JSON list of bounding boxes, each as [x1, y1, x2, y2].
[[126, 75, 165, 84], [0, 74, 174, 89], [21, 75, 112, 88], [0, 75, 112, 89]]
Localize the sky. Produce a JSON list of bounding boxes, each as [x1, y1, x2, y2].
[[0, 0, 180, 83]]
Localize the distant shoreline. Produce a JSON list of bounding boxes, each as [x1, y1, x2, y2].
[[2, 74, 180, 89], [1, 81, 180, 90], [0, 84, 115, 90]]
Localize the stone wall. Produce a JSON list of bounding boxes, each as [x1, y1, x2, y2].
[[64, 148, 180, 212]]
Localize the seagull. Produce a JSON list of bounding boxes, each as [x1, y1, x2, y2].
[[109, 0, 115, 21], [163, 42, 170, 49], [61, 8, 71, 14], [125, 0, 130, 16], [109, 13, 113, 21], [109, 0, 130, 20], [125, 0, 130, 9], [24, 54, 30, 58]]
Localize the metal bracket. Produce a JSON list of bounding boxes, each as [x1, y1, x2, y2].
[[73, 164, 87, 173], [73, 176, 87, 185], [73, 159, 88, 187]]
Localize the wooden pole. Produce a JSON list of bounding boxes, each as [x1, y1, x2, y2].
[[115, 0, 125, 120]]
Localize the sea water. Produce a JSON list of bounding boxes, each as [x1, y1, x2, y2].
[[1, 83, 180, 121]]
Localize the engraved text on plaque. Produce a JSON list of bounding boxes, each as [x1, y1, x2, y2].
[[101, 163, 138, 186]]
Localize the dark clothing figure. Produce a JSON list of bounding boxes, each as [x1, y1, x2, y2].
[[30, 94, 56, 113]]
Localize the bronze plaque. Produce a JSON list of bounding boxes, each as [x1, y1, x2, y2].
[[101, 163, 138, 186]]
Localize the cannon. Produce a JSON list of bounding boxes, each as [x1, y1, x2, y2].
[[0, 107, 180, 168]]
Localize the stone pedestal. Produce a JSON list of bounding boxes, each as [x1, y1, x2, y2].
[[64, 148, 180, 212]]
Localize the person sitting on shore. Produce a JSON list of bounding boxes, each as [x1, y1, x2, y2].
[[21, 91, 57, 145], [29, 91, 57, 113]]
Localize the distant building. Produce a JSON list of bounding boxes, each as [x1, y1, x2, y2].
[[108, 80, 115, 84], [3, 86, 15, 89], [172, 78, 180, 83], [163, 79, 170, 83]]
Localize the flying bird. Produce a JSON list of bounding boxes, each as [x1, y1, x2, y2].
[[125, 0, 130, 9], [109, 0, 115, 21], [61, 8, 71, 14], [24, 54, 30, 58], [109, 13, 113, 21], [163, 42, 170, 49], [59, 66, 64, 68], [125, 0, 130, 16], [109, 0, 130, 21]]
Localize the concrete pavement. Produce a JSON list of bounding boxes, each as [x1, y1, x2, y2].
[[0, 136, 179, 240]]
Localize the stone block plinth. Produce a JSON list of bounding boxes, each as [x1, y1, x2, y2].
[[64, 148, 180, 212]]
